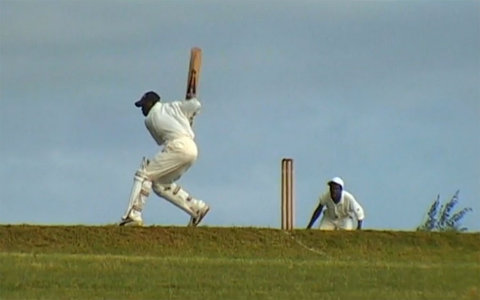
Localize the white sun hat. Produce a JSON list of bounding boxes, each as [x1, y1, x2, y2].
[[328, 177, 344, 188]]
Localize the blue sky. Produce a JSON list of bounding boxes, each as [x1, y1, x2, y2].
[[1, 1, 479, 231]]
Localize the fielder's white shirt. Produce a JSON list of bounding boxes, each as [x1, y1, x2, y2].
[[318, 191, 365, 221], [144, 98, 201, 146]]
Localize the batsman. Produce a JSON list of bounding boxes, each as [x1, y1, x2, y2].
[[120, 48, 209, 226]]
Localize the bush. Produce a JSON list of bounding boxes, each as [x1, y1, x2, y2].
[[417, 190, 472, 232]]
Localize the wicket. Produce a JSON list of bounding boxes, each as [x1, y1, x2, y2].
[[281, 158, 294, 230]]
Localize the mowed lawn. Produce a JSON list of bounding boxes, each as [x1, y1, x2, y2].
[[0, 226, 479, 300]]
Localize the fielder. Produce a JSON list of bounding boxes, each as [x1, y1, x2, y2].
[[120, 91, 210, 226], [306, 177, 364, 230]]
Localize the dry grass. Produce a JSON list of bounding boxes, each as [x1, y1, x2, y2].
[[1, 225, 479, 299]]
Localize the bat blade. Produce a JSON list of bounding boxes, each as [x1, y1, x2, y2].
[[186, 47, 202, 99]]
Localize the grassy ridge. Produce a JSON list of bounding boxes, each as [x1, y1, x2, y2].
[[1, 225, 479, 299], [1, 225, 479, 259]]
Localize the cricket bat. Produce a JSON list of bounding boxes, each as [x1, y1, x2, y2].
[[185, 47, 202, 99]]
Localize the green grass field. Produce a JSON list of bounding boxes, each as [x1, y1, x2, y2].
[[0, 225, 479, 300]]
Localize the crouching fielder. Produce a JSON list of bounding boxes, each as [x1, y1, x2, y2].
[[120, 91, 209, 227], [307, 177, 364, 230]]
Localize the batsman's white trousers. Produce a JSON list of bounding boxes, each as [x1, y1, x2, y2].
[[122, 136, 206, 222], [145, 136, 198, 183], [319, 216, 356, 230]]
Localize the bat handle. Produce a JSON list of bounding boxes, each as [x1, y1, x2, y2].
[[186, 73, 197, 99]]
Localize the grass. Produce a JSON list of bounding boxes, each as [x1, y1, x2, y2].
[[0, 225, 479, 299]]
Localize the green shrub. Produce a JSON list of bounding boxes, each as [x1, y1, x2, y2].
[[417, 190, 472, 232]]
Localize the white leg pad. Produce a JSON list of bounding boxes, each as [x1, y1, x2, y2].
[[152, 182, 206, 217], [122, 158, 152, 220]]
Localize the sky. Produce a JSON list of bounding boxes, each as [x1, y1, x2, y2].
[[1, 0, 479, 231]]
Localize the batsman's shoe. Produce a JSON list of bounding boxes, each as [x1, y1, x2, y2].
[[188, 205, 210, 227], [119, 217, 144, 227]]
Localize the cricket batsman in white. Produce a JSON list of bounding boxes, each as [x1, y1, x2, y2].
[[120, 91, 210, 226], [307, 177, 364, 230]]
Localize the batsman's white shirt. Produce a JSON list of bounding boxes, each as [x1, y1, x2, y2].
[[318, 191, 365, 229], [143, 98, 201, 183], [145, 98, 200, 146]]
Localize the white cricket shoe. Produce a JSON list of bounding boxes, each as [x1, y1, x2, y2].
[[188, 204, 210, 227], [119, 216, 144, 227]]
